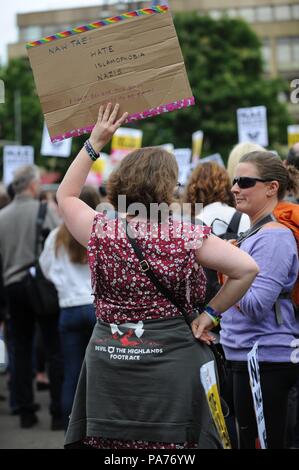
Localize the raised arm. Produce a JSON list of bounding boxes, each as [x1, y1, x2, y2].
[[56, 103, 128, 247], [192, 235, 259, 341]]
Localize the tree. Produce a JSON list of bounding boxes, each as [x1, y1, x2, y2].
[[0, 14, 292, 178], [136, 14, 291, 160]]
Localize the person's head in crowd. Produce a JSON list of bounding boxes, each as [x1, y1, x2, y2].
[[107, 147, 178, 214], [184, 162, 234, 217], [55, 185, 100, 264], [232, 151, 299, 221], [6, 182, 15, 201], [12, 165, 41, 199], [227, 142, 266, 182], [286, 142, 299, 171], [0, 184, 10, 209]]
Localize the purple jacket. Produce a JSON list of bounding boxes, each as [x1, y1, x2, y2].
[[220, 228, 299, 363]]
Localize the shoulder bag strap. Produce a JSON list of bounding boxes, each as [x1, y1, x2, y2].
[[9, 201, 48, 278], [35, 201, 48, 259], [235, 214, 274, 247], [123, 219, 192, 327], [226, 211, 242, 235]]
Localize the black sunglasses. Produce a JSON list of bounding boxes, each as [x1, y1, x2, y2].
[[232, 176, 272, 189]]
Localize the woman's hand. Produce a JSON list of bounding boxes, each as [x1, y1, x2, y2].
[[89, 103, 128, 153], [191, 312, 216, 345]]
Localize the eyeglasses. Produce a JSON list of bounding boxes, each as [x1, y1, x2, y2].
[[232, 176, 272, 189]]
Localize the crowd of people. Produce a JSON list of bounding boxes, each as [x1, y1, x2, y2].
[[0, 103, 298, 449]]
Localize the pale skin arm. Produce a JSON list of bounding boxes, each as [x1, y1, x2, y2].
[[191, 235, 259, 343], [56, 103, 128, 247]]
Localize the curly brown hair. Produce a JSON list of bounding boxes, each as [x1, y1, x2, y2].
[[107, 147, 178, 212], [184, 162, 234, 216]]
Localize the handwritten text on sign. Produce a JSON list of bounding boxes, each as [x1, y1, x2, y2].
[[27, 7, 194, 142]]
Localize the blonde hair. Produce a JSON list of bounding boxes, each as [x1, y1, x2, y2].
[[227, 142, 266, 182]]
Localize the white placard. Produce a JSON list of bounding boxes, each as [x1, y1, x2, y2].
[[3, 145, 34, 186], [195, 153, 225, 168], [247, 342, 267, 449], [41, 123, 72, 157], [159, 143, 174, 154], [237, 106, 268, 147], [200, 360, 231, 449], [173, 148, 192, 185]]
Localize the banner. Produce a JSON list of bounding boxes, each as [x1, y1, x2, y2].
[[237, 106, 268, 147], [27, 6, 194, 143], [41, 123, 72, 157], [111, 127, 143, 163], [3, 145, 34, 186], [288, 125, 299, 148]]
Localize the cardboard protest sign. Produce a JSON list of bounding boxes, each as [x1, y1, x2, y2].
[[237, 106, 268, 147], [26, 6, 194, 143]]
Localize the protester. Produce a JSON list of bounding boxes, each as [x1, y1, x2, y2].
[[285, 143, 299, 203], [199, 150, 299, 449], [40, 186, 99, 430], [286, 142, 299, 171], [184, 161, 249, 236], [0, 165, 63, 429], [56, 103, 258, 449], [226, 142, 265, 182]]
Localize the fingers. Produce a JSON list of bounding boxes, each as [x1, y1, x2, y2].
[[115, 111, 129, 127], [108, 103, 120, 123], [103, 102, 113, 121], [97, 105, 104, 122]]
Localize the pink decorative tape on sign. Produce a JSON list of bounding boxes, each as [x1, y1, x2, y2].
[[50, 96, 195, 143]]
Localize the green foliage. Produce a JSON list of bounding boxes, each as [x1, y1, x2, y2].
[[135, 14, 291, 161], [0, 14, 292, 178]]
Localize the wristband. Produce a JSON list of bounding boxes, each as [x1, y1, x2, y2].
[[204, 304, 222, 326], [84, 139, 100, 161], [205, 312, 220, 327]]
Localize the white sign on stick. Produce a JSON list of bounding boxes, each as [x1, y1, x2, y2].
[[3, 145, 34, 186], [237, 106, 268, 147], [41, 123, 72, 157], [247, 342, 267, 449], [174, 148, 192, 186]]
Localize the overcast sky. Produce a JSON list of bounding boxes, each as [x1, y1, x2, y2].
[[0, 0, 144, 64]]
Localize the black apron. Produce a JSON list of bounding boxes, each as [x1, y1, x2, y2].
[[65, 316, 222, 449]]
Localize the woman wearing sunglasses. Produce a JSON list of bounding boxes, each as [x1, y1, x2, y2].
[[203, 150, 299, 449]]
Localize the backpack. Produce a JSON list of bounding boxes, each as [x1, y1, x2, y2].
[[273, 201, 299, 311]]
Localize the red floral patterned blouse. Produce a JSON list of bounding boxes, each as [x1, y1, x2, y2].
[[84, 212, 211, 449]]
